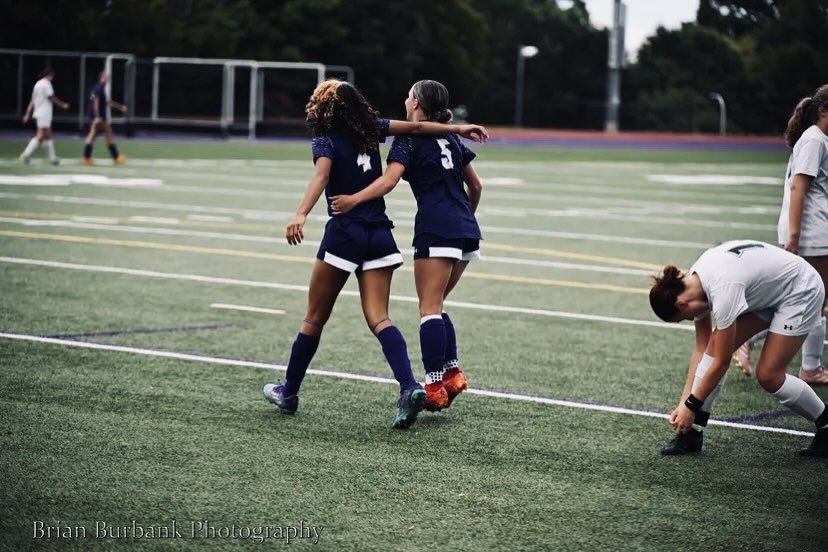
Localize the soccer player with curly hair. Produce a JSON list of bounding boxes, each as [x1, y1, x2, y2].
[[263, 79, 487, 429]]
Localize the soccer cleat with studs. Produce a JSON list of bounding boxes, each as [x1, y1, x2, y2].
[[424, 382, 449, 412], [113, 155, 127, 165], [442, 368, 468, 407], [800, 426, 828, 457], [799, 367, 828, 385], [660, 428, 704, 455], [391, 386, 427, 429], [82, 157, 94, 166], [262, 381, 298, 415]]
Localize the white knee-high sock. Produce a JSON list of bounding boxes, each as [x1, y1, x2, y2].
[[22, 138, 39, 157], [692, 353, 725, 411], [772, 374, 826, 421], [801, 316, 826, 372], [44, 140, 56, 160], [690, 353, 725, 431]]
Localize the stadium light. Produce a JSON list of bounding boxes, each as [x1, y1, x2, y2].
[[514, 45, 539, 128], [709, 92, 726, 135]]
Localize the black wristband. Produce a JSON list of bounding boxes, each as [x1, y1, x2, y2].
[[684, 393, 704, 413]]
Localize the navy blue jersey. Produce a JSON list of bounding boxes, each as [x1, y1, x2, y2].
[[312, 118, 392, 227], [87, 82, 108, 120], [387, 133, 481, 240]]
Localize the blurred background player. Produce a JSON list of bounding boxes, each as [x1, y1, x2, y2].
[[83, 71, 128, 165], [732, 85, 828, 383], [262, 79, 488, 429], [331, 79, 483, 413], [650, 240, 828, 457], [20, 67, 70, 165]]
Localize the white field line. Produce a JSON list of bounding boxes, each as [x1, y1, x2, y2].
[[7, 255, 827, 350], [210, 303, 286, 315], [0, 213, 711, 251], [0, 331, 812, 438], [0, 256, 677, 329], [0, 191, 775, 236]]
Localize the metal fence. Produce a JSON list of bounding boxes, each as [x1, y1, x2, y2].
[[0, 49, 354, 138]]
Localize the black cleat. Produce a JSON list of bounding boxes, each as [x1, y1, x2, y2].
[[800, 427, 828, 457], [661, 428, 704, 455]]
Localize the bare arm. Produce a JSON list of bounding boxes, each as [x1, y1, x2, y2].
[[22, 100, 33, 123], [463, 163, 483, 213], [785, 173, 813, 254], [286, 157, 332, 245], [50, 95, 70, 110], [330, 162, 405, 215], [387, 120, 488, 142], [109, 99, 128, 113], [673, 320, 734, 435]]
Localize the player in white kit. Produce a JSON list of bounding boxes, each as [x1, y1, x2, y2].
[[20, 67, 70, 165], [649, 240, 828, 457], [777, 84, 828, 384], [734, 85, 828, 382]]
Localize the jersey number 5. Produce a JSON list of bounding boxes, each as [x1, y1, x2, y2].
[[436, 139, 454, 170]]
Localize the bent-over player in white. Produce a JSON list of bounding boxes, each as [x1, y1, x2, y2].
[[650, 240, 828, 457]]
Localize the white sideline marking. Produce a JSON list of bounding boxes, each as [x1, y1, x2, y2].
[[0, 256, 679, 330], [0, 331, 812, 437], [210, 303, 286, 315]]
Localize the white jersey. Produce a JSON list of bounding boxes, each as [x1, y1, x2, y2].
[[777, 125, 828, 255], [689, 240, 823, 334], [31, 77, 55, 120]]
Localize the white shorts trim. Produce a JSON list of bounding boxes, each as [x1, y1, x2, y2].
[[462, 249, 481, 261], [323, 251, 358, 273], [362, 252, 403, 271], [429, 246, 462, 260]]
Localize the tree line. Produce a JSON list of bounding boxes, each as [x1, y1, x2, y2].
[[5, 0, 827, 135]]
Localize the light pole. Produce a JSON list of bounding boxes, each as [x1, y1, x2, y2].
[[709, 92, 726, 135], [514, 44, 538, 128]]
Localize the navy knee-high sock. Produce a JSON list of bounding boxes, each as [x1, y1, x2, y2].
[[441, 312, 458, 367], [108, 143, 120, 159], [284, 332, 320, 396], [420, 316, 446, 382], [377, 326, 417, 391], [83, 143, 93, 158]]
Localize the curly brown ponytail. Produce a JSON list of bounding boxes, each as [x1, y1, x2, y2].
[[649, 265, 685, 322], [305, 80, 381, 154], [784, 84, 828, 148]]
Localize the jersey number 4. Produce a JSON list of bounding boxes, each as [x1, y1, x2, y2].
[[436, 139, 454, 170], [357, 153, 372, 172]]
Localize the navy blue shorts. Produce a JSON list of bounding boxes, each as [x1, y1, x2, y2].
[[317, 218, 403, 272], [413, 234, 481, 261]]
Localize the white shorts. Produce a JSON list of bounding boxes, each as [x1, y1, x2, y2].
[[754, 266, 825, 336], [33, 111, 52, 129], [799, 245, 828, 257]]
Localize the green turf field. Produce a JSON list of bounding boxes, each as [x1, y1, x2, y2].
[[1, 136, 825, 551]]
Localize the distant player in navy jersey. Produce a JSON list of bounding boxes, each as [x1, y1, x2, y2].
[[331, 80, 484, 412], [262, 79, 488, 429], [83, 71, 128, 165], [650, 240, 828, 457]]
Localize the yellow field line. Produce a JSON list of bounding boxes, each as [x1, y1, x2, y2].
[[484, 242, 663, 271], [0, 229, 649, 294], [0, 210, 662, 270]]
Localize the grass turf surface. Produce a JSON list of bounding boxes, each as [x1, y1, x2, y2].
[[1, 136, 826, 551]]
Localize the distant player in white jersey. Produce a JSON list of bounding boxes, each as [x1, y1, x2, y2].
[[20, 67, 70, 165], [650, 240, 828, 457]]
